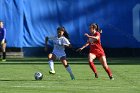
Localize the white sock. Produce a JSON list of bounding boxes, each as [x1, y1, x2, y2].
[[48, 60, 54, 71]]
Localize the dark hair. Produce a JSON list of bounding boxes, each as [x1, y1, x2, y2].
[[90, 23, 102, 33], [57, 26, 70, 39]]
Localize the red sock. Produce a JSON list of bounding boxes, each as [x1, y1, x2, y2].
[[104, 67, 112, 77], [89, 61, 97, 74]]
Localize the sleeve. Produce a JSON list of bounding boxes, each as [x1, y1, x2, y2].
[[95, 32, 101, 41], [96, 32, 100, 38], [62, 37, 70, 45]]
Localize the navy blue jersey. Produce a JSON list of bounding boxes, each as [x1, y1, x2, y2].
[[0, 28, 6, 41]]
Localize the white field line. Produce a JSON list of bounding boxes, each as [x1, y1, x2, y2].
[[12, 85, 45, 88]]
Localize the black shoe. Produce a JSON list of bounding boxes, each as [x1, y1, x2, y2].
[[110, 76, 114, 80], [95, 73, 98, 78]]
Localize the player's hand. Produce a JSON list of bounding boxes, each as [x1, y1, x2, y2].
[[68, 44, 72, 48], [84, 33, 89, 37], [64, 44, 72, 48], [76, 48, 83, 52]]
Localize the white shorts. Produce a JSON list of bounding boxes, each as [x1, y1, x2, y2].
[[52, 51, 66, 60]]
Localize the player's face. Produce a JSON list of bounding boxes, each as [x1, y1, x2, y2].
[[89, 26, 94, 33], [89, 25, 96, 34], [0, 22, 3, 28], [58, 30, 64, 37]]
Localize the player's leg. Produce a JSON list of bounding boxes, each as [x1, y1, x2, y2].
[[1, 42, 6, 61], [48, 53, 56, 74], [60, 56, 75, 80], [88, 53, 98, 78], [99, 56, 114, 80]]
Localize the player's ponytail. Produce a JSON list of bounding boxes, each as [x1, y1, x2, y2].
[[63, 29, 70, 40], [95, 24, 102, 34]]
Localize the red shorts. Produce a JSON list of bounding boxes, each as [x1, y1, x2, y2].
[[90, 50, 105, 59]]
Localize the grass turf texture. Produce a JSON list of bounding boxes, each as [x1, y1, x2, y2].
[[0, 58, 140, 93]]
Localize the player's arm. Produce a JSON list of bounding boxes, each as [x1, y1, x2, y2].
[[62, 37, 72, 48], [84, 33, 99, 42], [63, 44, 72, 48], [76, 42, 89, 52], [45, 36, 55, 51], [64, 44, 72, 48], [1, 28, 6, 45], [45, 37, 49, 51]]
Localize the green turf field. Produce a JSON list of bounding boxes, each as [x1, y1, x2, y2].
[[0, 58, 140, 93]]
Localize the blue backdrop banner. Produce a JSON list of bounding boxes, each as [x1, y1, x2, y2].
[[0, 0, 140, 48]]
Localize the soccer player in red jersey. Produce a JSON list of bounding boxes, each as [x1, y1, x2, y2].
[[77, 23, 114, 80]]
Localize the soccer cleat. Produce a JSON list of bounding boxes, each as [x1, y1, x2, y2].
[[71, 77, 75, 80], [49, 70, 55, 74], [2, 59, 6, 62], [95, 73, 98, 78], [110, 76, 114, 80]]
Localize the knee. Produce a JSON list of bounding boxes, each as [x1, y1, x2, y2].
[[103, 65, 108, 69], [48, 54, 52, 60], [62, 60, 68, 68], [65, 64, 69, 68]]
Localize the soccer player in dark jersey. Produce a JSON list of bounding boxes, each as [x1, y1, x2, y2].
[[0, 21, 6, 61], [77, 23, 114, 80]]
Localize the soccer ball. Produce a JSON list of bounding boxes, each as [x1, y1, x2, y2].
[[34, 72, 43, 80]]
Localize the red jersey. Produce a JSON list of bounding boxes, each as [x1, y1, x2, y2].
[[88, 32, 105, 58]]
